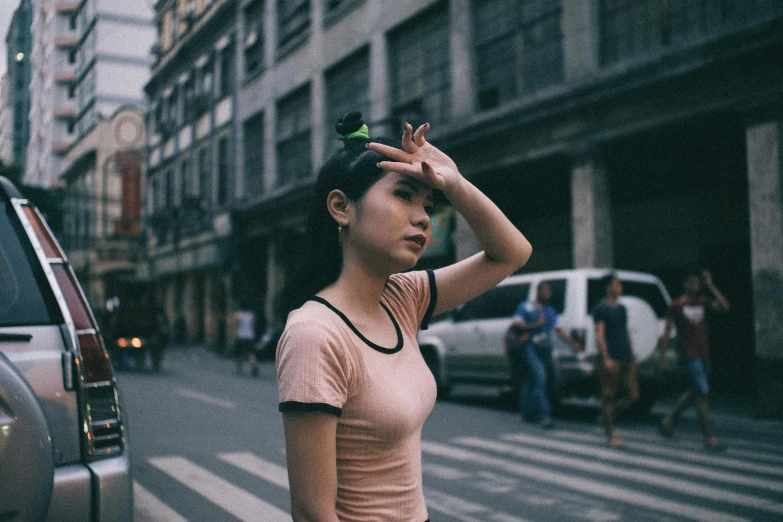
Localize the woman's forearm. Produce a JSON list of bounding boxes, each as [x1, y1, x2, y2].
[[444, 177, 531, 270]]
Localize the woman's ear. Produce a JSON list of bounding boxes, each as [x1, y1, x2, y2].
[[326, 189, 351, 226]]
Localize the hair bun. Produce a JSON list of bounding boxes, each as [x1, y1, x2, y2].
[[335, 111, 364, 135]]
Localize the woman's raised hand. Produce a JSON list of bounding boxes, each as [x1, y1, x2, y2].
[[366, 123, 463, 194]]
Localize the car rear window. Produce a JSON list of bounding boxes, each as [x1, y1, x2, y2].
[[587, 277, 668, 318], [455, 283, 531, 321], [0, 201, 60, 326]]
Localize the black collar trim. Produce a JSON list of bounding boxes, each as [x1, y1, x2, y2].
[[309, 296, 404, 354]]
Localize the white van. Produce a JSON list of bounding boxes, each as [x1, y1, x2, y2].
[[418, 269, 675, 413]]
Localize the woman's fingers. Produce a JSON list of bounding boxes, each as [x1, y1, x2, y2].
[[366, 142, 412, 163], [402, 122, 417, 154], [376, 161, 421, 176], [413, 123, 429, 147]]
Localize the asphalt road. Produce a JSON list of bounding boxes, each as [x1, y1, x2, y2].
[[119, 345, 783, 522]]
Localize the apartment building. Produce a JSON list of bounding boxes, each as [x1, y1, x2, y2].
[[25, 0, 154, 188], [143, 0, 783, 407], [143, 0, 236, 347], [5, 0, 33, 170]]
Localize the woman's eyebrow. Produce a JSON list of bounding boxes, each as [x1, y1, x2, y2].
[[396, 178, 434, 200]]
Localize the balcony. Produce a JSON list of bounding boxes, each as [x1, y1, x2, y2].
[[52, 140, 73, 154], [54, 1, 79, 13], [53, 104, 76, 119], [54, 33, 79, 48], [54, 68, 76, 83]]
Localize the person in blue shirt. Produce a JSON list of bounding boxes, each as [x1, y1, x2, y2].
[[508, 283, 578, 427], [591, 273, 638, 448]]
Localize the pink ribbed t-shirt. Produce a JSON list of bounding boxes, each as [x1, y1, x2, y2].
[[277, 270, 438, 522]]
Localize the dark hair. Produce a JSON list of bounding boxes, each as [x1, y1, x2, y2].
[[598, 273, 618, 296], [281, 112, 395, 313]]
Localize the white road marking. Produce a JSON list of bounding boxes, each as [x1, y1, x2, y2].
[[148, 456, 289, 521], [550, 431, 783, 477], [504, 432, 783, 493], [422, 462, 472, 480], [424, 489, 531, 522], [422, 441, 748, 522], [218, 452, 290, 490], [175, 387, 237, 409], [457, 437, 783, 515], [133, 481, 189, 522], [596, 429, 783, 464]]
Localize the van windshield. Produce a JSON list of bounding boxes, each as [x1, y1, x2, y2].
[[587, 277, 668, 318], [0, 201, 59, 327], [455, 283, 531, 321]]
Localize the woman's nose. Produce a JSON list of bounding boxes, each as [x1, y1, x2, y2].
[[412, 209, 430, 231]]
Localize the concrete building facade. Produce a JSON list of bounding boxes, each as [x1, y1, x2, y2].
[[143, 0, 783, 407], [59, 106, 145, 309], [142, 0, 237, 348], [25, 0, 154, 188]]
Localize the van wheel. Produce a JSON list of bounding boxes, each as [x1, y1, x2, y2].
[[421, 347, 451, 399]]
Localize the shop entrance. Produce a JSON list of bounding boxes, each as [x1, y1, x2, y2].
[[603, 117, 754, 395]]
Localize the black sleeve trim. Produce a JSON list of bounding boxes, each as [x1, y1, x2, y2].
[[279, 401, 342, 417], [421, 269, 438, 331]]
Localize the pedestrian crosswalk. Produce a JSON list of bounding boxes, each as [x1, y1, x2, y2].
[[134, 427, 783, 522]]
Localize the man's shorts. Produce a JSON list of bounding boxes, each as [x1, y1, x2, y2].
[[682, 358, 710, 396], [599, 359, 638, 399]]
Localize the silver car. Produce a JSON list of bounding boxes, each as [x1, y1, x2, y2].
[[0, 177, 132, 521]]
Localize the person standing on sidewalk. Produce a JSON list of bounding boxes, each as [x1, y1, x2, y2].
[[508, 283, 579, 427], [658, 270, 730, 451], [592, 273, 639, 448], [233, 301, 258, 377], [276, 112, 532, 522]]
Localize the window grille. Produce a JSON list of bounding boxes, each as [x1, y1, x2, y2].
[[243, 112, 265, 196], [473, 0, 564, 111], [276, 86, 312, 186], [389, 4, 450, 131], [219, 42, 235, 98], [198, 144, 212, 207], [278, 0, 310, 49], [599, 0, 783, 65], [244, 0, 264, 75], [217, 135, 231, 205], [325, 48, 369, 158]]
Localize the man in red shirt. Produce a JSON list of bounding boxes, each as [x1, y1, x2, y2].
[[658, 270, 730, 451]]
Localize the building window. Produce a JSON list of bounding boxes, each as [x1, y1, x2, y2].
[[219, 42, 235, 98], [196, 57, 214, 116], [243, 112, 264, 197], [598, 0, 782, 65], [324, 48, 369, 158], [473, 0, 564, 111], [389, 4, 450, 132], [244, 0, 264, 76], [179, 154, 191, 204], [198, 144, 212, 207], [183, 76, 196, 123], [323, 0, 364, 25], [166, 87, 179, 131], [277, 0, 310, 50], [217, 134, 231, 205], [276, 86, 311, 186]]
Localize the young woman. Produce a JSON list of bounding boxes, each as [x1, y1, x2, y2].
[[276, 111, 532, 521]]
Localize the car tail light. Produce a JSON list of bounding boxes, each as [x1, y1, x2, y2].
[[14, 201, 125, 460]]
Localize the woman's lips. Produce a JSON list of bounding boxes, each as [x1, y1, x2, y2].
[[406, 234, 427, 248]]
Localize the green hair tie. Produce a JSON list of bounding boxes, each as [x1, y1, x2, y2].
[[341, 124, 370, 144]]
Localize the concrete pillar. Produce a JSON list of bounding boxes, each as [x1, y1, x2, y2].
[[449, 0, 475, 118], [571, 154, 613, 268], [310, 0, 326, 167], [265, 240, 284, 325], [369, 31, 390, 134], [746, 120, 783, 418], [562, 0, 599, 83]]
